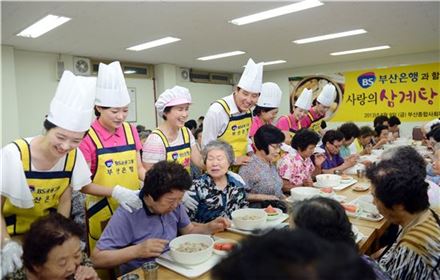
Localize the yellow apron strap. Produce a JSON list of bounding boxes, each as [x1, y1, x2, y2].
[[152, 129, 170, 148], [122, 122, 135, 145], [64, 149, 77, 172], [13, 139, 31, 172], [215, 99, 231, 116], [307, 112, 315, 122], [88, 127, 103, 149], [181, 128, 190, 144], [286, 115, 292, 128]]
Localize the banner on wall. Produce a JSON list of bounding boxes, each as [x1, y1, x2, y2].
[[288, 63, 440, 122]]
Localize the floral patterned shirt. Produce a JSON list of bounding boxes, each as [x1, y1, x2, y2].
[[188, 173, 248, 223], [277, 150, 315, 186], [239, 154, 283, 198]]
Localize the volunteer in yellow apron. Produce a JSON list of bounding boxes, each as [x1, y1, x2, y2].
[[142, 86, 202, 173], [1, 71, 96, 277], [79, 62, 145, 253], [299, 83, 336, 135], [202, 58, 263, 171], [142, 86, 203, 213]]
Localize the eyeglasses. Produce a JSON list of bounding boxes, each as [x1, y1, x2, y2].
[[329, 142, 342, 149], [269, 143, 283, 150]]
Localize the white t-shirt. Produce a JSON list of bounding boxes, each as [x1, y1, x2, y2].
[[202, 94, 253, 152], [0, 136, 92, 208], [142, 128, 196, 164]]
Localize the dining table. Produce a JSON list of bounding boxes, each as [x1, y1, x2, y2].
[[118, 175, 389, 280]]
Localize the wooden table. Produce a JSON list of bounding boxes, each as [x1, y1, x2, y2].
[[119, 177, 389, 280]]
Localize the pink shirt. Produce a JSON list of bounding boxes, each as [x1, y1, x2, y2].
[[79, 120, 142, 175], [277, 150, 315, 186], [299, 107, 323, 129], [276, 114, 300, 132], [249, 116, 265, 137]]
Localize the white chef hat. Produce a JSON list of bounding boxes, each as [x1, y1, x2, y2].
[[257, 82, 283, 108], [295, 88, 314, 110], [316, 83, 336, 107], [237, 58, 263, 93], [155, 86, 192, 117], [47, 71, 96, 132], [95, 61, 130, 107]]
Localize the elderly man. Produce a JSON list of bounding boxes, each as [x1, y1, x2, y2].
[[91, 161, 230, 274]]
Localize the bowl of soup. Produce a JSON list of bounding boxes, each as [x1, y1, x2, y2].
[[169, 234, 213, 265], [316, 174, 341, 188], [231, 208, 267, 231]]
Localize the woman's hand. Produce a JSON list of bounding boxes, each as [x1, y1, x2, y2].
[[207, 217, 231, 234], [314, 154, 326, 167], [136, 239, 169, 258], [302, 178, 314, 187], [74, 265, 99, 280]]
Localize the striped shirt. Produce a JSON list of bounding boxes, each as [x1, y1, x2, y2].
[[379, 209, 440, 280]]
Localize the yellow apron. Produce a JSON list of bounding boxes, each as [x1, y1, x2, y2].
[[85, 122, 140, 252], [152, 128, 192, 172], [306, 111, 324, 134], [215, 99, 252, 171], [3, 139, 75, 235], [286, 115, 302, 138]]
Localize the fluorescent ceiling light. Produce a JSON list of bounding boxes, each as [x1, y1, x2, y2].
[[197, 51, 246, 61], [244, 60, 287, 67], [262, 60, 286, 66], [127, 37, 181, 51], [230, 0, 323, 26], [293, 29, 367, 44], [16, 14, 71, 38], [124, 70, 136, 74], [330, 45, 390, 56]]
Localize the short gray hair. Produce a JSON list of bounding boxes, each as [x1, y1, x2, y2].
[[202, 140, 235, 165]]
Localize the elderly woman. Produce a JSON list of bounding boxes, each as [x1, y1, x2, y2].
[[249, 83, 282, 138], [187, 141, 248, 223], [366, 159, 440, 279], [4, 213, 98, 280], [291, 197, 391, 280], [239, 125, 286, 208], [277, 129, 324, 191]]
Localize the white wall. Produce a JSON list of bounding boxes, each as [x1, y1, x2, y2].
[[264, 51, 440, 137], [178, 80, 233, 122], [1, 46, 20, 145], [1, 47, 232, 143]]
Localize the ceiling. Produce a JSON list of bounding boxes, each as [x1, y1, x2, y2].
[[2, 1, 439, 73]]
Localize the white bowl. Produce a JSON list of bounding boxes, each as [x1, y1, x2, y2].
[[290, 187, 320, 201], [315, 174, 341, 188], [169, 234, 213, 265], [231, 208, 267, 231]]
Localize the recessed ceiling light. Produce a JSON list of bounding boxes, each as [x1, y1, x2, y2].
[[330, 45, 390, 56], [16, 14, 71, 38], [293, 29, 367, 44], [127, 37, 181, 51], [229, 0, 323, 26], [197, 51, 246, 61]]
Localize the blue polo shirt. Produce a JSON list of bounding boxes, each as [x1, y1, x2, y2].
[[96, 198, 191, 274], [320, 145, 345, 170]]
